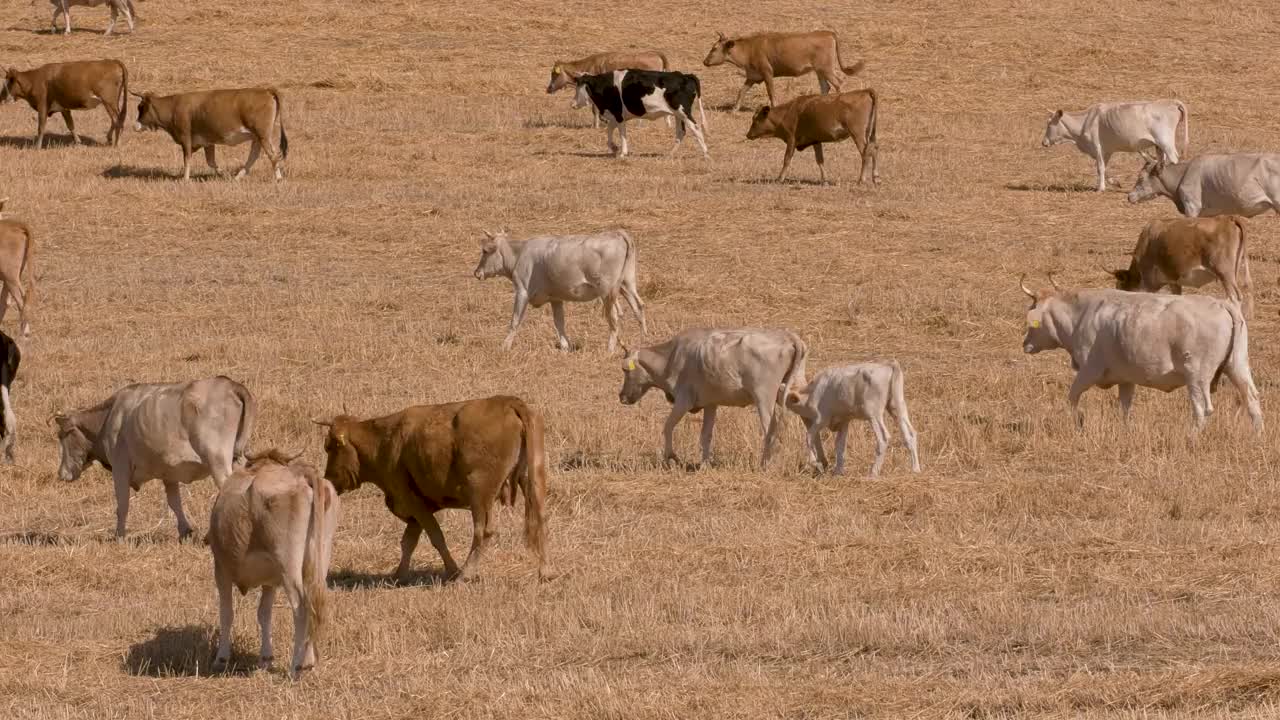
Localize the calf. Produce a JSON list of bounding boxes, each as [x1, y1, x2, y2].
[[703, 31, 865, 111], [314, 395, 549, 582], [1110, 216, 1252, 317], [49, 0, 136, 35], [473, 228, 647, 351], [53, 376, 257, 540], [547, 51, 668, 127], [619, 328, 807, 468], [1020, 276, 1261, 432], [1042, 100, 1187, 191], [784, 361, 920, 477], [746, 89, 879, 184], [0, 60, 128, 148], [0, 331, 20, 464], [571, 70, 708, 158], [0, 220, 35, 337], [208, 450, 338, 678], [1128, 154, 1280, 218], [134, 87, 288, 181]]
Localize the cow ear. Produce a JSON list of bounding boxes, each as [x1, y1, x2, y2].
[[1051, 109, 1063, 121], [717, 31, 726, 40], [785, 390, 800, 405], [724, 40, 735, 50]]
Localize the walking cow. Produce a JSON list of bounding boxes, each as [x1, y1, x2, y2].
[[1041, 100, 1188, 192], [571, 70, 709, 158], [746, 89, 879, 184], [547, 51, 668, 127], [0, 217, 35, 337], [49, 0, 136, 35], [702, 31, 866, 111], [0, 331, 19, 464], [133, 87, 288, 181], [0, 60, 129, 148]]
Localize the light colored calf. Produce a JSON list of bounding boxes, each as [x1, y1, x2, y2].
[[784, 361, 921, 477], [1110, 215, 1252, 317], [1042, 100, 1187, 191], [208, 450, 338, 678], [50, 0, 136, 35]]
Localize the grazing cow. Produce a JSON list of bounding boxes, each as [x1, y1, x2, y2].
[[702, 31, 866, 111], [133, 87, 288, 181], [0, 60, 128, 149], [473, 228, 647, 352], [49, 0, 136, 35], [784, 361, 921, 477], [571, 70, 709, 158], [547, 51, 668, 127], [208, 450, 338, 678], [0, 331, 19, 464], [1042, 100, 1188, 192], [1128, 154, 1280, 218], [314, 395, 549, 582], [1019, 276, 1262, 432], [1110, 216, 1252, 317], [0, 220, 35, 337], [53, 376, 257, 540], [618, 328, 807, 468], [746, 89, 879, 184]]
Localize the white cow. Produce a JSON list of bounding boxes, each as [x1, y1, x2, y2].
[[208, 450, 338, 678], [618, 328, 807, 467], [50, 0, 136, 35], [53, 376, 256, 540], [1128, 154, 1280, 218], [473, 229, 647, 352], [1042, 100, 1188, 191], [1020, 276, 1261, 431], [784, 361, 921, 477]]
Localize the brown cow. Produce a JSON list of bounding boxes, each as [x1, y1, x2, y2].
[[547, 50, 668, 127], [746, 89, 879, 185], [313, 395, 549, 582], [133, 87, 288, 181], [1110, 216, 1253, 317], [0, 220, 35, 337], [50, 0, 136, 35], [0, 60, 128, 149], [703, 31, 865, 111]]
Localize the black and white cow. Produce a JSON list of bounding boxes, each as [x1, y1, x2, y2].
[[571, 70, 709, 159], [0, 331, 20, 463]]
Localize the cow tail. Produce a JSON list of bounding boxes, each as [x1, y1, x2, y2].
[[1211, 303, 1245, 393], [115, 60, 128, 145], [1176, 100, 1189, 157], [270, 88, 289, 159], [511, 399, 549, 578], [887, 360, 910, 423], [865, 88, 878, 147], [657, 51, 670, 71], [1233, 217, 1252, 316], [301, 473, 329, 668], [767, 336, 808, 456], [17, 223, 34, 317], [834, 33, 865, 76], [230, 381, 256, 465]]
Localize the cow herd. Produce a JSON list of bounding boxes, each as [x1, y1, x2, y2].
[[0, 16, 1273, 681]]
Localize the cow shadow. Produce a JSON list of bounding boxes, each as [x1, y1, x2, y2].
[[327, 567, 449, 590], [30, 27, 105, 36], [0, 530, 70, 546], [1005, 180, 1101, 193], [730, 175, 838, 187], [558, 150, 665, 159], [101, 164, 217, 183], [0, 135, 102, 149], [709, 101, 752, 113], [123, 625, 252, 677], [522, 117, 593, 130]]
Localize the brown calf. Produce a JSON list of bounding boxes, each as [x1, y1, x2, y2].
[[1110, 216, 1253, 317], [134, 87, 289, 181], [0, 60, 128, 148], [314, 395, 549, 582], [746, 89, 879, 184], [547, 51, 668, 128], [0, 221, 35, 337], [703, 31, 865, 111]]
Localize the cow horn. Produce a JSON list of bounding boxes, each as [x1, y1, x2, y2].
[[1096, 261, 1116, 276], [1048, 272, 1063, 290], [1019, 274, 1035, 298], [482, 229, 495, 240], [311, 417, 333, 428], [128, 90, 144, 98]]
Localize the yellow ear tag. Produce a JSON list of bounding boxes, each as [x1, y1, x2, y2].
[[553, 65, 562, 74], [1030, 320, 1041, 329], [626, 360, 636, 371]]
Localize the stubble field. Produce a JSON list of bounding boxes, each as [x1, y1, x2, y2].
[[3, 0, 1280, 717]]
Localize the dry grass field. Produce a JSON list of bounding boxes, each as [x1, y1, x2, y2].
[[5, 0, 1280, 717]]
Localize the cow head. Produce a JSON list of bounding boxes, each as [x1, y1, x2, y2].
[[1019, 274, 1066, 354], [746, 106, 777, 139], [547, 63, 573, 94], [313, 416, 362, 494], [1041, 110, 1068, 147], [1108, 265, 1141, 291], [473, 230, 513, 280], [703, 32, 734, 67], [0, 69, 22, 103], [618, 349, 658, 405], [1127, 158, 1169, 205], [782, 386, 816, 426], [52, 413, 95, 482], [570, 82, 592, 110], [132, 91, 160, 132]]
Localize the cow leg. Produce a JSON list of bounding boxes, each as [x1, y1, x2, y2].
[[818, 75, 832, 95], [5, 281, 29, 338], [831, 422, 852, 476], [754, 392, 782, 468], [282, 577, 312, 676], [1187, 383, 1213, 432], [1066, 365, 1103, 430], [61, 111, 80, 145], [1094, 150, 1107, 192], [601, 296, 620, 353], [681, 110, 709, 159], [204, 146, 226, 178], [419, 513, 461, 579], [238, 140, 263, 180], [1117, 383, 1136, 420], [896, 411, 921, 473], [164, 481, 194, 541], [256, 585, 276, 669], [0, 285, 11, 326], [662, 395, 694, 465], [814, 143, 828, 184], [778, 140, 797, 182], [1225, 350, 1264, 433], [805, 423, 828, 472], [733, 79, 757, 112], [1, 385, 16, 464], [181, 144, 195, 181], [605, 122, 619, 155], [457, 500, 490, 582], [35, 108, 49, 149], [502, 289, 530, 351], [51, 6, 60, 32], [122, 0, 135, 31], [620, 282, 647, 335], [550, 300, 571, 351], [763, 74, 777, 107], [697, 405, 718, 467], [867, 417, 890, 478], [211, 564, 235, 672], [105, 4, 116, 35], [618, 122, 630, 158], [394, 522, 422, 581], [111, 467, 132, 538], [669, 114, 686, 156], [591, 103, 600, 128], [62, 3, 71, 34]]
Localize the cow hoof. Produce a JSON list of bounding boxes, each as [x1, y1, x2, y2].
[[211, 656, 229, 673], [257, 655, 273, 670]]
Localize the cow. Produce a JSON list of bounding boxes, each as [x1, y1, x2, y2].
[[53, 376, 257, 540], [0, 60, 128, 149], [746, 89, 879, 185], [702, 31, 866, 111], [0, 331, 20, 464], [0, 220, 35, 337], [1128, 154, 1280, 218], [49, 0, 136, 35], [313, 395, 550, 582], [1109, 216, 1252, 318], [473, 229, 647, 352], [1042, 100, 1188, 192], [133, 87, 288, 181], [1019, 276, 1262, 432], [207, 449, 338, 678], [784, 361, 921, 477], [570, 70, 709, 159], [618, 328, 807, 468], [547, 51, 668, 127]]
